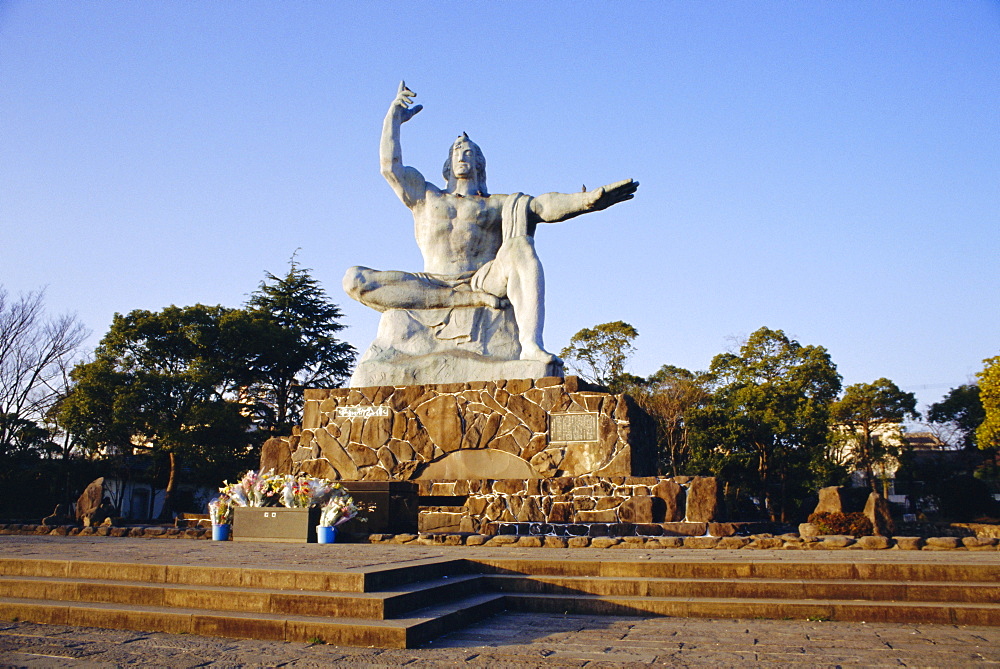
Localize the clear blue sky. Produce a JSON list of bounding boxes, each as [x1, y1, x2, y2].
[[2, 1, 998, 411]]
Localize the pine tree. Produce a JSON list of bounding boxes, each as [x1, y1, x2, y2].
[[245, 257, 356, 434]]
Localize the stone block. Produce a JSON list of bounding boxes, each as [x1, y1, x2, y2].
[[567, 536, 590, 548], [923, 536, 960, 550], [415, 395, 463, 451], [652, 479, 685, 522], [576, 509, 618, 523], [618, 496, 663, 524], [684, 537, 719, 549], [855, 535, 891, 550], [418, 512, 464, 533], [658, 537, 685, 548], [635, 523, 663, 536], [715, 537, 749, 549], [747, 537, 784, 549], [962, 537, 998, 549], [547, 501, 573, 523], [707, 522, 742, 537], [685, 477, 719, 522], [893, 536, 923, 550], [590, 537, 621, 548], [819, 535, 854, 549], [660, 522, 708, 537], [595, 496, 626, 511], [798, 523, 819, 539]]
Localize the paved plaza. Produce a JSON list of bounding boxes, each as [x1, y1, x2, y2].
[[1, 535, 998, 667]]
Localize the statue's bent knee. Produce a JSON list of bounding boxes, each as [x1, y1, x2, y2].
[[343, 266, 370, 301]]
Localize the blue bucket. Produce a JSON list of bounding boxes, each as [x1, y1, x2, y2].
[[316, 526, 337, 544], [211, 524, 230, 541]]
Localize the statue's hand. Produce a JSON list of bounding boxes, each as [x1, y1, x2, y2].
[[586, 178, 639, 211], [393, 81, 423, 123]]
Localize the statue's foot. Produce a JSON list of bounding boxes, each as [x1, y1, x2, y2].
[[519, 345, 562, 366]]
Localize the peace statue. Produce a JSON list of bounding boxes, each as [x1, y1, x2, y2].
[[344, 82, 638, 387]]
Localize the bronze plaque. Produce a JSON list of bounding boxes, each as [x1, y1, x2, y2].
[[549, 412, 598, 443]]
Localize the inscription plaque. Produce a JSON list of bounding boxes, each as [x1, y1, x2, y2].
[[335, 405, 390, 419], [549, 412, 599, 443]]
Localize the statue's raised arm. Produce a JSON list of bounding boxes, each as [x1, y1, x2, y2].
[[529, 178, 639, 224], [380, 81, 427, 207]]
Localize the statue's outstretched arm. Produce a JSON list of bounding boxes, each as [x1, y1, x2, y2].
[[380, 81, 427, 207], [528, 178, 639, 224]]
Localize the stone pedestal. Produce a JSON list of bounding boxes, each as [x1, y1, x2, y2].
[[261, 376, 656, 482]]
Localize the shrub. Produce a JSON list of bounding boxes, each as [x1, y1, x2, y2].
[[807, 511, 873, 537]]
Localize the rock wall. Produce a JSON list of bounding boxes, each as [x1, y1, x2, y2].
[[260, 376, 656, 482], [416, 475, 721, 533]]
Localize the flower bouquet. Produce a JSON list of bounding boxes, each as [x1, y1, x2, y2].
[[207, 496, 233, 541], [218, 470, 362, 543], [208, 496, 233, 525]]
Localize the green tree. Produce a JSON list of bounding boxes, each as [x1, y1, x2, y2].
[[559, 321, 638, 390], [927, 384, 984, 450], [976, 356, 1000, 451], [831, 378, 919, 492], [61, 305, 260, 520], [244, 259, 356, 435], [626, 365, 711, 476], [687, 327, 842, 522]]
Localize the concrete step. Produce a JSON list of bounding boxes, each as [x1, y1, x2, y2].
[[488, 574, 1000, 603], [0, 573, 487, 620], [468, 557, 1000, 582], [0, 592, 507, 649], [0, 556, 469, 593], [505, 592, 1000, 626]]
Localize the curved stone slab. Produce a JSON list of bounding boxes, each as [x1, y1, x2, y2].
[[417, 448, 540, 480]]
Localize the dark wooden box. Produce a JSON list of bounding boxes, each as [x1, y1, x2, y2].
[[341, 481, 418, 535], [232, 507, 320, 543]]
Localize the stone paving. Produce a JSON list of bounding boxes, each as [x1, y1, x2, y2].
[[1, 535, 999, 667], [3, 615, 1000, 667], [4, 535, 1000, 570]]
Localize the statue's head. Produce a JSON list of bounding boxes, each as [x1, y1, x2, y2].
[[442, 132, 488, 195]]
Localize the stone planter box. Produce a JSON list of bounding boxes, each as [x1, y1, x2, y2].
[[232, 507, 320, 543]]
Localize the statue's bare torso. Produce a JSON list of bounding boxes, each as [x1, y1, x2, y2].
[[413, 191, 504, 275]]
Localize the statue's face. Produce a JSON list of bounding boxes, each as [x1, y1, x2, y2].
[[451, 141, 477, 179]]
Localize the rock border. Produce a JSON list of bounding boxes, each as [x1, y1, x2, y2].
[[2, 523, 997, 550]]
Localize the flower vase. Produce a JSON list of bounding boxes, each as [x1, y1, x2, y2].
[[212, 524, 231, 541], [316, 525, 336, 544]]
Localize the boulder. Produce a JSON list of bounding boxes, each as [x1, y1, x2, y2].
[[75, 478, 109, 524], [259, 436, 295, 475], [863, 492, 895, 536], [813, 486, 847, 515]]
